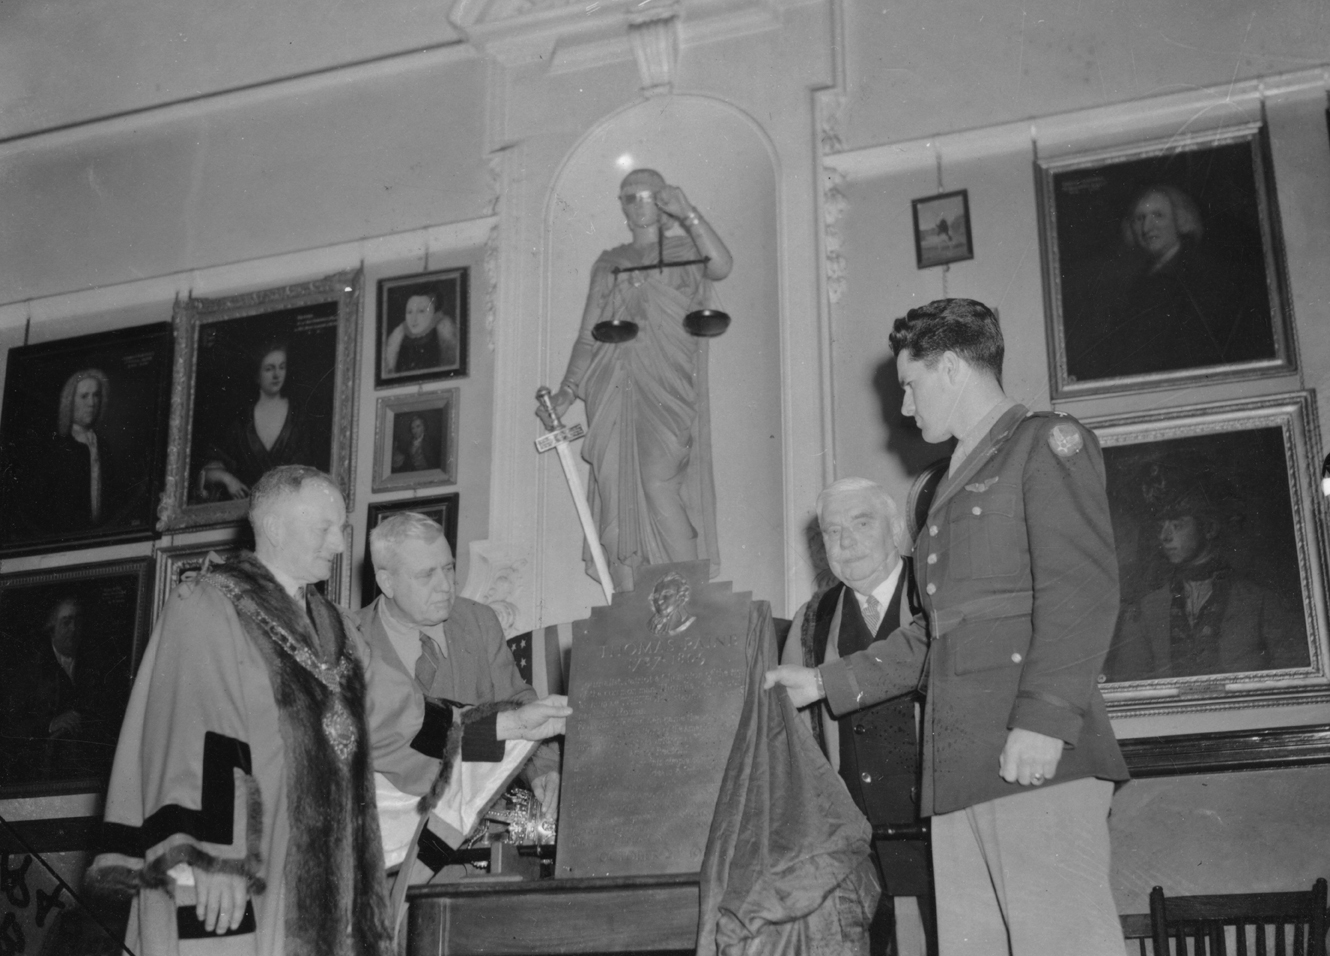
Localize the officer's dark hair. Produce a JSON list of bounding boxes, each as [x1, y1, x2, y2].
[[888, 298, 1004, 382]]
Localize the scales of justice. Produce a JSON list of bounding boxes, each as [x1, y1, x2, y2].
[[591, 188, 731, 343]]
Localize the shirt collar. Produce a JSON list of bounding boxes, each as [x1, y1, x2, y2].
[[950, 397, 1016, 475], [851, 558, 904, 612], [377, 597, 447, 654], [259, 559, 305, 600]]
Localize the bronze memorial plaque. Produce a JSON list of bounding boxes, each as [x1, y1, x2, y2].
[[555, 560, 750, 878]]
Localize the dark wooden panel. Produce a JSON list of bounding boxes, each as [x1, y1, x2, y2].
[[407, 874, 699, 956], [0, 815, 100, 854], [1121, 724, 1330, 777]]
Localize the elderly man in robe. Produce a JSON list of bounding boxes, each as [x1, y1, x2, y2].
[[89, 466, 568, 955]]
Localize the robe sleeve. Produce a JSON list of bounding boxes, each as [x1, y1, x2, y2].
[[89, 582, 265, 901]]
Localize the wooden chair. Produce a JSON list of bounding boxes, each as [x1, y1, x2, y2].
[[1149, 878, 1328, 956]]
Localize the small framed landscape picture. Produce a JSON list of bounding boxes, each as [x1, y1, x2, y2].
[[375, 267, 469, 388], [361, 494, 459, 601], [0, 558, 153, 796], [372, 390, 459, 493], [911, 190, 974, 269]]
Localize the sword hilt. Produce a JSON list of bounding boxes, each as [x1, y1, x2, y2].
[[536, 386, 564, 430]]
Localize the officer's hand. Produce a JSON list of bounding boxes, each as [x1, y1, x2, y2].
[[48, 709, 82, 737], [497, 696, 572, 741], [999, 728, 1064, 786], [193, 868, 249, 934], [762, 665, 824, 708]]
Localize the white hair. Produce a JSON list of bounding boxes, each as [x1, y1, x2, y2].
[[368, 511, 447, 574], [816, 478, 908, 553]]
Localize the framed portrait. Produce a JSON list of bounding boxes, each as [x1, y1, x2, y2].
[[0, 558, 153, 796], [0, 323, 173, 557], [153, 541, 244, 617], [375, 267, 469, 387], [361, 493, 459, 601], [371, 390, 458, 493], [153, 535, 349, 613], [1089, 392, 1328, 720], [157, 270, 361, 531], [1037, 122, 1293, 398], [911, 190, 973, 269]]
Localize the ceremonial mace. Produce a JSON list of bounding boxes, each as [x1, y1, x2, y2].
[[535, 386, 615, 605]]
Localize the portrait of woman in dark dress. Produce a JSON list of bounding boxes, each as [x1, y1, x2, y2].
[[199, 341, 312, 500]]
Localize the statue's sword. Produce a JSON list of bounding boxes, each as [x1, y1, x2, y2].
[[535, 387, 614, 605]]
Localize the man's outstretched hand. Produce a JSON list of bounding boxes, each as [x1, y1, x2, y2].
[[762, 665, 825, 708], [497, 695, 572, 741]]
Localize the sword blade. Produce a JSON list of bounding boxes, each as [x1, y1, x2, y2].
[[552, 441, 614, 605]]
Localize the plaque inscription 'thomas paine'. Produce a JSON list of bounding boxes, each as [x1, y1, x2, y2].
[[555, 560, 749, 878]]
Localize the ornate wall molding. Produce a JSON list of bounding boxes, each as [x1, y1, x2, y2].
[[627, 9, 680, 95]]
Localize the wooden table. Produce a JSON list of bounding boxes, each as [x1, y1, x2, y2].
[[406, 871, 1153, 956], [406, 872, 700, 956]]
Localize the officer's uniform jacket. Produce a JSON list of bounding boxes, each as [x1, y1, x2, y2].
[[820, 404, 1130, 816]]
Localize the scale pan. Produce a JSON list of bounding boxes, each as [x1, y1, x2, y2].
[[684, 309, 730, 337], [592, 319, 639, 343]]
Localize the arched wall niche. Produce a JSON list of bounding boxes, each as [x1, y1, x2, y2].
[[535, 93, 786, 625]]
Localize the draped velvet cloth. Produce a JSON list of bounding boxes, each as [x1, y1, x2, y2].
[[566, 234, 719, 592], [697, 601, 880, 956]]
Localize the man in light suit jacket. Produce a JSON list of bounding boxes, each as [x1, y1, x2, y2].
[[767, 299, 1129, 955], [781, 478, 935, 956], [358, 512, 564, 873]]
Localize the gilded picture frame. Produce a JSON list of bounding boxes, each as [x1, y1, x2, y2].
[[1037, 122, 1294, 399], [1090, 392, 1328, 719], [157, 270, 361, 531], [370, 390, 458, 493]]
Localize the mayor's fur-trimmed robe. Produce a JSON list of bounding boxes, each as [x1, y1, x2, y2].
[[89, 554, 395, 956]]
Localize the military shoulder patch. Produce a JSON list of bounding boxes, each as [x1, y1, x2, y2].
[[1047, 423, 1084, 458]]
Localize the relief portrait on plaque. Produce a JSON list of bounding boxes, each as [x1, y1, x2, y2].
[[539, 169, 733, 594]]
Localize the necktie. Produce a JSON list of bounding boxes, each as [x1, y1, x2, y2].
[[862, 595, 882, 635], [416, 632, 444, 693]]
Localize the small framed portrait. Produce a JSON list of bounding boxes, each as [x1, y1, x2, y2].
[[371, 390, 458, 493], [1037, 122, 1293, 398], [375, 267, 469, 387], [0, 323, 173, 557], [0, 558, 153, 796], [1091, 392, 1328, 722], [361, 493, 459, 601], [157, 270, 361, 531], [911, 190, 974, 269]]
